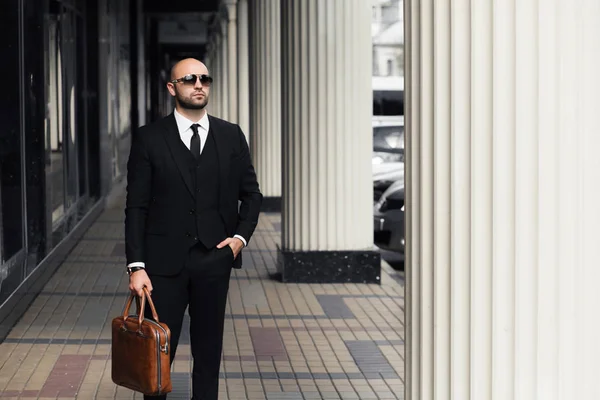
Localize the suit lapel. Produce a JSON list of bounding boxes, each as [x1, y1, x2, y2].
[[161, 113, 195, 197]]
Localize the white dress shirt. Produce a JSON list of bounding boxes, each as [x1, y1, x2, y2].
[[126, 110, 246, 271], [174, 108, 210, 153]]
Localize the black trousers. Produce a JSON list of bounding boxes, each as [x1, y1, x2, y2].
[[144, 243, 234, 400]]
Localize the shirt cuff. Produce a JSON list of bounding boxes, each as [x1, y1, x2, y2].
[[233, 234, 247, 247], [127, 262, 146, 269]]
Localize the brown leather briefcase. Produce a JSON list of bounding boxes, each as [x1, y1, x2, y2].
[[111, 287, 172, 396]]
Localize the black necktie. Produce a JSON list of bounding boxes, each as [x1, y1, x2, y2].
[[190, 124, 201, 161]]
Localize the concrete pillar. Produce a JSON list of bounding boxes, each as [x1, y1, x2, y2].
[[279, 0, 379, 283], [204, 42, 212, 69], [224, 1, 238, 123], [135, 0, 146, 127], [405, 0, 600, 399], [210, 33, 221, 118], [248, 0, 281, 208], [237, 0, 250, 142], [220, 20, 229, 121]]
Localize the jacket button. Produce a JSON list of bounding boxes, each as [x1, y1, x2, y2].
[[194, 236, 198, 241], [186, 232, 191, 237], [189, 209, 195, 214]]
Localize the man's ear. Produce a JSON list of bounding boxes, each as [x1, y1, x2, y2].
[[166, 82, 176, 97]]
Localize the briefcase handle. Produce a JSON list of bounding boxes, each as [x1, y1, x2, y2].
[[122, 287, 161, 329]]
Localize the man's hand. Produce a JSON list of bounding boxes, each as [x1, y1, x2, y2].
[[129, 269, 153, 297], [216, 237, 244, 259]]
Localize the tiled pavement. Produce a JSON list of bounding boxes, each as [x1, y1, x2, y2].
[[0, 195, 405, 399]]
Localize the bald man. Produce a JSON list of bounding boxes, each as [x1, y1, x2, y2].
[[124, 58, 262, 399]]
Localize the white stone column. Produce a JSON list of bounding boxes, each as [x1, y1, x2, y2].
[[135, 0, 146, 127], [220, 20, 229, 121], [237, 0, 250, 142], [405, 0, 600, 399], [205, 41, 213, 111], [248, 0, 281, 203], [279, 0, 378, 283], [224, 1, 238, 123], [210, 34, 221, 118], [204, 45, 211, 69]]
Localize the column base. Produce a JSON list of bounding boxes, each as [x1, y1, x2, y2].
[[261, 196, 281, 212], [277, 249, 381, 284]]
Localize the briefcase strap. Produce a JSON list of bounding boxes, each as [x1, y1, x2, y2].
[[122, 287, 161, 324]]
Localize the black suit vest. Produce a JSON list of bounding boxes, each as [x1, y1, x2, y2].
[[181, 129, 227, 249]]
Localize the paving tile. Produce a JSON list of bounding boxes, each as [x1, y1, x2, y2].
[[302, 392, 323, 399], [169, 372, 191, 399], [275, 372, 295, 379], [249, 327, 288, 360], [241, 282, 269, 308], [110, 243, 126, 257], [293, 372, 313, 380], [265, 392, 303, 400], [316, 296, 355, 319], [38, 355, 90, 397], [0, 200, 405, 399], [344, 341, 400, 379]]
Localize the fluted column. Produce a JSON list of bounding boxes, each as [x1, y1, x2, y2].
[[237, 0, 250, 141], [205, 41, 213, 112], [280, 0, 379, 283], [210, 34, 221, 118], [219, 20, 229, 121], [224, 1, 238, 123], [248, 0, 281, 206], [405, 0, 600, 399], [205, 37, 213, 68]]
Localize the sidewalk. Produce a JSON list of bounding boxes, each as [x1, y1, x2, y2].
[[0, 193, 405, 400]]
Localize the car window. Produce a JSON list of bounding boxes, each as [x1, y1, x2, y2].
[[373, 126, 404, 151]]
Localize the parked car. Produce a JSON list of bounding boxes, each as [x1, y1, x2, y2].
[[373, 161, 403, 202], [373, 123, 404, 163], [373, 179, 405, 259], [372, 121, 404, 202]]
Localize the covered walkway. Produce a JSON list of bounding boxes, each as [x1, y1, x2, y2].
[[0, 191, 405, 400]]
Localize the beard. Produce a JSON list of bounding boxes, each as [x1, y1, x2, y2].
[[176, 91, 208, 110]]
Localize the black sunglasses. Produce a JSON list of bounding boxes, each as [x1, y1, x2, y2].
[[170, 74, 213, 86]]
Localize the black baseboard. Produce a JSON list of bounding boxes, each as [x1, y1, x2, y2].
[[0, 198, 105, 342], [277, 249, 381, 284], [261, 196, 281, 212]]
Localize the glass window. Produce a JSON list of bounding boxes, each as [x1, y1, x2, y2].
[[45, 4, 66, 228], [22, 0, 50, 272], [373, 126, 404, 152], [62, 8, 80, 211], [373, 90, 404, 116], [381, 4, 399, 23], [373, 50, 379, 76], [0, 1, 24, 263], [0, 136, 24, 262], [76, 15, 88, 197], [45, 2, 87, 232], [44, 1, 89, 249]]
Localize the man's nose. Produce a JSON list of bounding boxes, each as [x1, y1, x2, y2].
[[194, 77, 203, 89]]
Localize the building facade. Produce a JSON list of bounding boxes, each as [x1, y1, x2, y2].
[[372, 0, 403, 78], [0, 0, 134, 338]]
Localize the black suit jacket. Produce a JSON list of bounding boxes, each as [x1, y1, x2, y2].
[[125, 113, 262, 275]]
